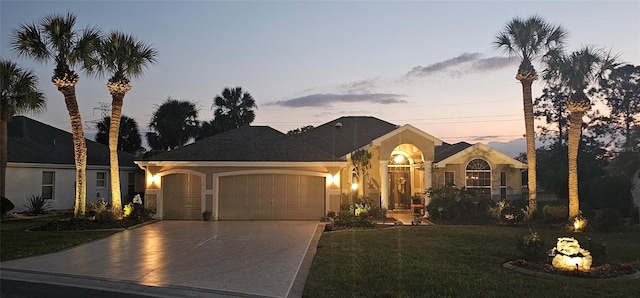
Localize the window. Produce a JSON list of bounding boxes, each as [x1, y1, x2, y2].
[[97, 172, 107, 188], [128, 173, 136, 197], [42, 171, 55, 200], [445, 171, 455, 186], [465, 159, 491, 199], [500, 171, 507, 200]]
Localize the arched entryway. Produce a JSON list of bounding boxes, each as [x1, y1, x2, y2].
[[386, 144, 425, 210]]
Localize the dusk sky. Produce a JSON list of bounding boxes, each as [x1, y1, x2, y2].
[[2, 1, 639, 150]]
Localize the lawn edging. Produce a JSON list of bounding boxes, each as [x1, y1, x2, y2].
[[503, 262, 640, 281]]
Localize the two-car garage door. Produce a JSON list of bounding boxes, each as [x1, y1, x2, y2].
[[219, 174, 325, 220]]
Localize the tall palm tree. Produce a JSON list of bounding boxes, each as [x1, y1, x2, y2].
[[543, 46, 617, 219], [147, 98, 199, 151], [494, 15, 567, 215], [0, 60, 46, 197], [213, 87, 257, 132], [89, 31, 157, 212], [12, 13, 101, 217]]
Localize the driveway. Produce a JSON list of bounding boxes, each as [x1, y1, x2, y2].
[[0, 221, 321, 297]]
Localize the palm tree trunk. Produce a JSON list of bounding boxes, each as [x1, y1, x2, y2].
[[0, 116, 8, 198], [567, 111, 583, 219], [521, 80, 537, 214], [60, 86, 87, 217], [109, 93, 125, 213]]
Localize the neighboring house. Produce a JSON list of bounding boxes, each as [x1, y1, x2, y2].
[[136, 116, 527, 220], [5, 116, 145, 212]]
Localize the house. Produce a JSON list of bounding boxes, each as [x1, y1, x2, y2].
[[5, 116, 145, 212], [136, 116, 527, 220]]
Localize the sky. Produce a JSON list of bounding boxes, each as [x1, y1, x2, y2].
[[1, 0, 639, 154]]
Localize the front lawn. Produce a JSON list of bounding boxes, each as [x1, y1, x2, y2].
[[0, 215, 120, 262], [304, 225, 640, 297]]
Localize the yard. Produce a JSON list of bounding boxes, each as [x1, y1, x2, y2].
[[0, 214, 120, 262], [303, 225, 640, 297]]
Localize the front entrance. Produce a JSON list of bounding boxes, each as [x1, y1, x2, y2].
[[389, 170, 411, 209]]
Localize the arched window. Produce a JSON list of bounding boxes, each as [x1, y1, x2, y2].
[[465, 159, 491, 199]]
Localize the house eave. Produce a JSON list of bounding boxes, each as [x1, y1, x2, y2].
[[134, 160, 348, 168], [371, 124, 443, 147], [7, 162, 139, 170]]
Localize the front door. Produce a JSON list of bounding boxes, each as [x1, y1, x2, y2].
[[389, 171, 411, 209]]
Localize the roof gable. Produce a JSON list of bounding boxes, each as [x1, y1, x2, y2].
[[371, 124, 443, 147], [7, 116, 137, 167], [294, 116, 397, 158], [142, 125, 340, 162], [434, 142, 527, 169]]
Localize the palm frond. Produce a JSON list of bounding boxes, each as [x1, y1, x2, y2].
[[11, 22, 50, 62]]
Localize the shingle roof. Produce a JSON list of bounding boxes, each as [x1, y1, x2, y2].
[[294, 116, 398, 158], [434, 141, 472, 163], [8, 116, 137, 167], [142, 125, 341, 162]]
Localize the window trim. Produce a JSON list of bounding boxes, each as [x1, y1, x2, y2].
[[444, 171, 455, 186], [465, 159, 491, 199], [96, 172, 107, 188], [42, 171, 55, 200]]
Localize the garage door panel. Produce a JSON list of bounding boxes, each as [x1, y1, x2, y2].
[[162, 174, 202, 220], [219, 174, 324, 220]]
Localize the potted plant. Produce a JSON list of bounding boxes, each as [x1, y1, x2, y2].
[[202, 211, 212, 221]]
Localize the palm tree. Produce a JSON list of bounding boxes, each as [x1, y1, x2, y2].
[[96, 115, 144, 155], [89, 31, 157, 212], [494, 15, 567, 215], [213, 87, 257, 132], [147, 98, 199, 151], [12, 13, 101, 217], [0, 60, 46, 197], [543, 46, 617, 219]]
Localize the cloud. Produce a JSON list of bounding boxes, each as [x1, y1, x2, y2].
[[268, 93, 407, 108], [470, 135, 500, 142], [471, 56, 519, 72], [405, 53, 518, 79], [407, 52, 482, 77], [338, 78, 380, 94]]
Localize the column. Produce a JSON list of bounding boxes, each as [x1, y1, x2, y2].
[[423, 161, 433, 206], [380, 160, 389, 210]]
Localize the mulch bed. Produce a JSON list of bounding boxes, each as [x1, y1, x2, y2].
[[510, 259, 637, 279], [30, 217, 151, 231]]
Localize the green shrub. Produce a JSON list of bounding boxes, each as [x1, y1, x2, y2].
[[543, 205, 568, 219], [594, 208, 623, 232], [124, 202, 152, 222], [515, 230, 546, 261], [369, 207, 387, 220], [86, 200, 107, 217], [582, 236, 607, 261], [23, 194, 51, 215], [332, 209, 374, 228], [94, 207, 119, 223], [500, 205, 524, 225], [1, 197, 15, 215]]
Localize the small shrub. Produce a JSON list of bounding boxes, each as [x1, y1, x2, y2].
[[94, 207, 119, 223], [333, 210, 355, 227], [500, 205, 524, 225], [515, 230, 546, 261], [23, 194, 51, 215], [543, 205, 568, 220], [1, 196, 15, 215], [124, 202, 151, 222], [87, 200, 107, 217], [582, 236, 607, 261], [326, 210, 336, 219], [369, 207, 387, 220], [594, 208, 623, 232]]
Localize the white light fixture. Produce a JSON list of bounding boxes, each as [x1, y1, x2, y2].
[[351, 183, 358, 190], [394, 154, 405, 164]]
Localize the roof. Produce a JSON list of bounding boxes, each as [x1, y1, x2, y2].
[[7, 116, 138, 167], [434, 142, 527, 169], [294, 116, 398, 158], [141, 125, 341, 162], [434, 142, 472, 163]]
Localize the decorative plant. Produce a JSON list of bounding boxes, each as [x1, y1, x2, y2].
[[23, 194, 51, 215], [515, 229, 546, 261], [1, 196, 15, 215]]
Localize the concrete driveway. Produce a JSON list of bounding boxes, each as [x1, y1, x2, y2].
[[0, 221, 321, 297]]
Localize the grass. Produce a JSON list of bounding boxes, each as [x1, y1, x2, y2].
[[303, 225, 640, 297], [0, 214, 120, 262]]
